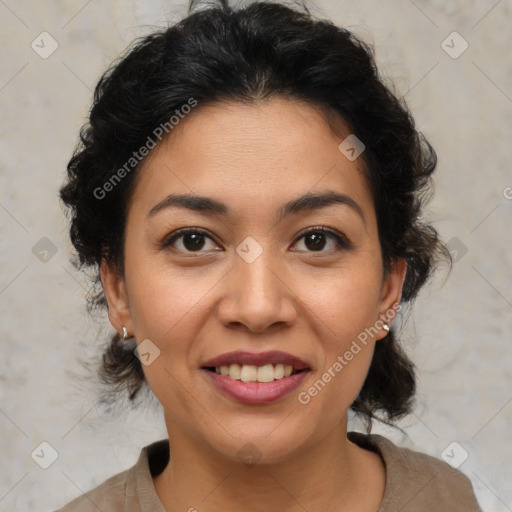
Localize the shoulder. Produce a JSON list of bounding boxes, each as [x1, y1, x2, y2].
[[54, 468, 131, 512], [348, 431, 483, 512], [54, 439, 169, 512]]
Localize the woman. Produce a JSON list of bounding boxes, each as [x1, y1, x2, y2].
[[57, 0, 483, 510]]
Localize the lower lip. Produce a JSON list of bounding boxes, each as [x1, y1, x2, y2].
[[202, 369, 310, 404]]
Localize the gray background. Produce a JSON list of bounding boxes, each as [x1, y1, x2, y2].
[[1, 0, 511, 510]]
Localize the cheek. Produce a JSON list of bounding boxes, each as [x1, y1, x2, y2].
[[295, 263, 382, 343], [123, 252, 225, 407], [306, 349, 374, 426], [125, 248, 218, 340], [293, 266, 381, 410], [299, 298, 378, 422]]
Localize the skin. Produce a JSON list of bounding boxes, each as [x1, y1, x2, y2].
[[101, 97, 407, 512]]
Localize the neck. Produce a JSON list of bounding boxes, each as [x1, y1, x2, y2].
[[153, 416, 385, 512]]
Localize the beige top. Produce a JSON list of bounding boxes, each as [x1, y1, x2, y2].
[[56, 432, 483, 511]]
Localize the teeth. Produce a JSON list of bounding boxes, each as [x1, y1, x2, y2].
[[274, 364, 285, 379], [228, 363, 241, 380], [214, 363, 296, 382]]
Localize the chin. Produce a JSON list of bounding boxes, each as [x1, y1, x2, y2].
[[203, 421, 314, 467]]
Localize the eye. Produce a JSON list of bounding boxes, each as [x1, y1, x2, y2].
[[162, 228, 220, 253], [162, 226, 353, 254], [292, 226, 353, 253]]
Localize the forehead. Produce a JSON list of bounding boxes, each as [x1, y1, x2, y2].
[[128, 97, 375, 226]]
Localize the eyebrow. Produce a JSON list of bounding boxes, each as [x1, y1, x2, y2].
[[146, 190, 365, 224]]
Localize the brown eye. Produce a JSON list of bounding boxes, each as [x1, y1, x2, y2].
[[303, 231, 328, 251], [180, 232, 207, 251], [293, 227, 353, 253], [162, 228, 219, 253]]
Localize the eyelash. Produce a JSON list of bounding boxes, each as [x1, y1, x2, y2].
[[161, 226, 353, 254]]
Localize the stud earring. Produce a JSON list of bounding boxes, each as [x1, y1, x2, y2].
[[383, 324, 390, 332], [122, 326, 129, 340]]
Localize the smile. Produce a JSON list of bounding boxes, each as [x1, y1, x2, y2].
[[202, 366, 310, 404], [206, 363, 303, 383]]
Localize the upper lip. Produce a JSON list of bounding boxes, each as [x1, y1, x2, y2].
[[201, 350, 311, 371]]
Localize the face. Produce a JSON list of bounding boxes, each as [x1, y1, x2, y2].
[[101, 97, 406, 465]]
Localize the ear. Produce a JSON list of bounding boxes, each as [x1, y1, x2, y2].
[[100, 258, 132, 336], [376, 257, 407, 339]]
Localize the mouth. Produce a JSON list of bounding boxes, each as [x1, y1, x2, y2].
[[201, 350, 311, 381], [202, 363, 307, 383], [201, 366, 311, 405]]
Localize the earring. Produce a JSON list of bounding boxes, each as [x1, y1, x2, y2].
[[383, 324, 390, 332], [122, 326, 129, 340]]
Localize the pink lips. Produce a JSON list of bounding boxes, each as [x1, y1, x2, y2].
[[202, 368, 310, 404], [201, 350, 311, 405]]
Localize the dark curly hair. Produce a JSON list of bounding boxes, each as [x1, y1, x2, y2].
[[59, 0, 452, 431]]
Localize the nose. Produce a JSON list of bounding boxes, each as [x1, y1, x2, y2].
[[216, 247, 298, 333]]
